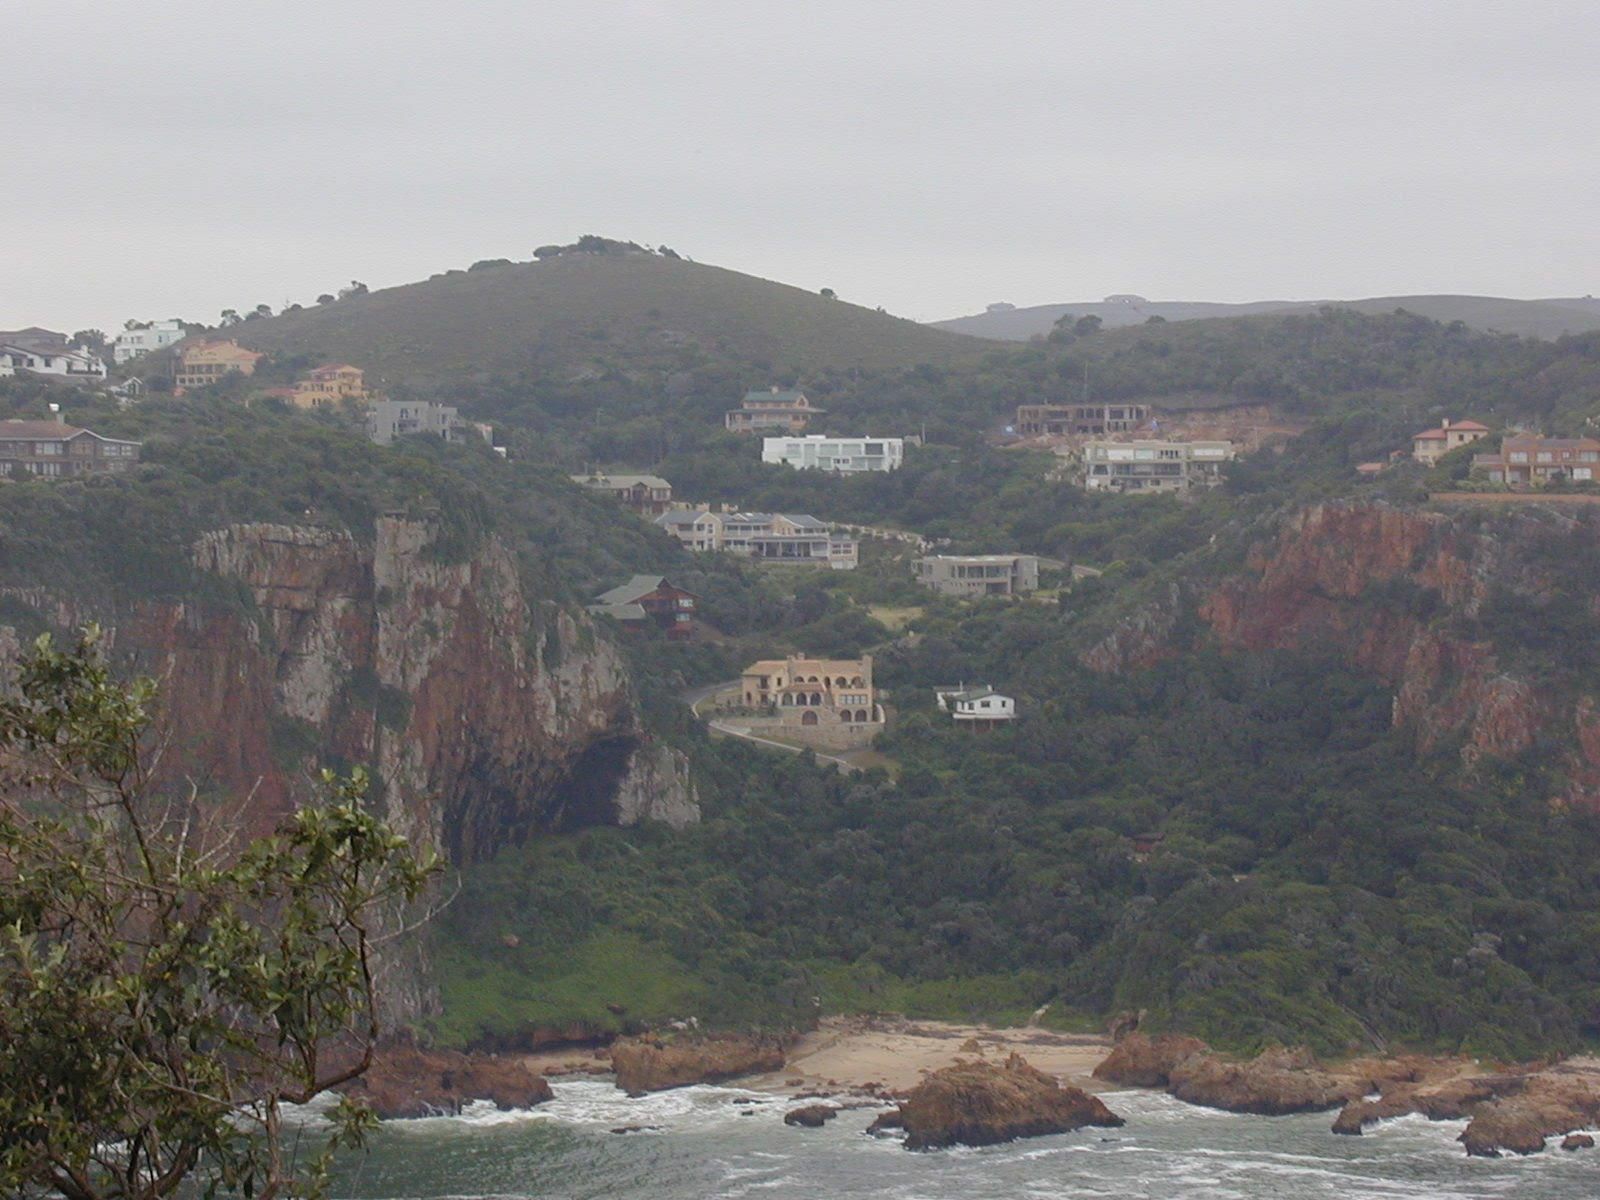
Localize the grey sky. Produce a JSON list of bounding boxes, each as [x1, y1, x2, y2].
[[8, 0, 1599, 332]]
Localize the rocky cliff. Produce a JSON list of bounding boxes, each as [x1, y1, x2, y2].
[[1086, 500, 1600, 805]]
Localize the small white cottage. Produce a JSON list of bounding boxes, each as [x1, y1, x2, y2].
[[934, 685, 1016, 727]]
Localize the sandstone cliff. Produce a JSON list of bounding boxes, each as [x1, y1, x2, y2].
[[1085, 501, 1600, 805]]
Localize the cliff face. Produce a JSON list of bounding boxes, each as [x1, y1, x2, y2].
[[1087, 501, 1600, 806], [6, 518, 697, 862]]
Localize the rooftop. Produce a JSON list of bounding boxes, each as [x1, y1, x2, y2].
[[571, 473, 672, 490]]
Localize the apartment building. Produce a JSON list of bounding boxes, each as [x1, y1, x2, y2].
[[1473, 434, 1600, 486], [761, 435, 904, 472], [655, 509, 858, 568], [174, 339, 263, 393], [112, 320, 186, 363], [1081, 439, 1235, 493], [0, 420, 141, 478], [366, 399, 490, 447], [914, 553, 1039, 597], [1412, 418, 1490, 465], [725, 387, 826, 434], [1014, 402, 1150, 437]]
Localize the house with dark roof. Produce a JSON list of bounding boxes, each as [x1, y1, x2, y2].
[[0, 420, 141, 478], [725, 387, 825, 434], [934, 685, 1016, 727], [569, 472, 674, 515], [1411, 418, 1490, 465], [587, 575, 698, 640], [0, 329, 106, 380]]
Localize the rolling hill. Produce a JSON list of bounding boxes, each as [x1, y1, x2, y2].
[[934, 294, 1600, 341], [229, 252, 996, 386]]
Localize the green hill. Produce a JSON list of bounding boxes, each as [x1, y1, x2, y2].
[[935, 294, 1600, 341], [230, 252, 995, 386]]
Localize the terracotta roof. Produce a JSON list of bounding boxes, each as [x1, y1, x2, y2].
[[1451, 420, 1491, 431], [1413, 429, 1448, 440]]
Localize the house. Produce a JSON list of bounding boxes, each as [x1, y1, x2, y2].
[[112, 320, 186, 364], [174, 339, 263, 393], [0, 420, 141, 478], [1081, 439, 1234, 493], [1015, 402, 1150, 437], [1412, 418, 1490, 465], [292, 364, 369, 409], [914, 554, 1039, 598], [0, 329, 106, 380], [587, 575, 697, 640], [365, 399, 490, 446], [725, 387, 826, 434], [655, 509, 858, 569], [761, 435, 904, 472], [934, 685, 1016, 727], [738, 654, 881, 746], [569, 472, 674, 515], [1473, 434, 1600, 486]]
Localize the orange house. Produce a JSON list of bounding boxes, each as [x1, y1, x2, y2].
[[292, 364, 369, 409], [174, 339, 264, 394]]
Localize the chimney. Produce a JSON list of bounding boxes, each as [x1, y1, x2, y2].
[[1442, 418, 1451, 430]]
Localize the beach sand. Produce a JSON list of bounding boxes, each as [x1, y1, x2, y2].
[[744, 1015, 1112, 1095]]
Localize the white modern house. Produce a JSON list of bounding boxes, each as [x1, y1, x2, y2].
[[1081, 439, 1234, 493], [655, 509, 858, 568], [934, 685, 1017, 727], [112, 320, 187, 364], [761, 435, 904, 472], [365, 399, 492, 447]]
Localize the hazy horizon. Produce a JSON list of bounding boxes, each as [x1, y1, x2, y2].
[[9, 0, 1599, 333]]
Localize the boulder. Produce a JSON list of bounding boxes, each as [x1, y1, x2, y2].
[[892, 1052, 1124, 1150], [1332, 1073, 1519, 1135], [341, 1043, 553, 1119], [1092, 1032, 1209, 1088], [1458, 1077, 1600, 1157], [1167, 1046, 1361, 1116], [1561, 1133, 1594, 1151], [784, 1104, 838, 1128], [866, 1109, 904, 1134], [609, 1032, 789, 1096]]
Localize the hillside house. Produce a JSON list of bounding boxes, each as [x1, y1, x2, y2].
[[739, 654, 881, 746], [1082, 439, 1234, 493], [112, 320, 186, 363], [0, 329, 106, 380], [1412, 418, 1490, 465], [726, 387, 826, 434], [365, 399, 490, 446], [1015, 402, 1150, 437], [934, 685, 1016, 727], [655, 509, 858, 568], [569, 472, 674, 515], [174, 339, 263, 393], [293, 363, 369, 409], [914, 553, 1039, 598], [1473, 434, 1600, 486], [762, 435, 904, 472], [0, 420, 141, 478], [587, 575, 698, 640]]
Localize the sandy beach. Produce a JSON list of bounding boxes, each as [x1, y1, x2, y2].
[[520, 1016, 1113, 1095], [746, 1016, 1111, 1094]]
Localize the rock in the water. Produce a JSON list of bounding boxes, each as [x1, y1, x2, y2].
[[784, 1104, 838, 1127], [341, 1043, 553, 1119], [1561, 1133, 1594, 1151], [1092, 1032, 1209, 1088], [866, 1109, 904, 1134], [609, 1032, 789, 1095], [1167, 1045, 1361, 1116], [892, 1052, 1123, 1150]]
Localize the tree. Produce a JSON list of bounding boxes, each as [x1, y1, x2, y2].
[[820, 287, 837, 300], [1073, 315, 1103, 337], [317, 294, 336, 305], [72, 330, 107, 355], [219, 309, 241, 327], [0, 629, 439, 1200], [338, 281, 368, 300], [252, 304, 273, 319]]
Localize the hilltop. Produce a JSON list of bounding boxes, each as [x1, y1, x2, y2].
[[228, 251, 995, 386], [934, 294, 1600, 341]]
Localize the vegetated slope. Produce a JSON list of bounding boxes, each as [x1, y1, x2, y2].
[[232, 253, 995, 385], [935, 295, 1600, 341]]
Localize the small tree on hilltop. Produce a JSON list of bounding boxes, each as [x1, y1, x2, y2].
[[0, 628, 439, 1200]]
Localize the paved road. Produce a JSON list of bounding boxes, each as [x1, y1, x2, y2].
[[683, 680, 860, 774]]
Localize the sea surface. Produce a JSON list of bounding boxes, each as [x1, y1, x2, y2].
[[321, 1079, 1598, 1200]]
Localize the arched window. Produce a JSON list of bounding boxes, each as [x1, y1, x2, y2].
[[835, 676, 848, 687], [811, 693, 823, 706], [851, 676, 864, 686], [801, 710, 819, 726], [781, 693, 793, 706]]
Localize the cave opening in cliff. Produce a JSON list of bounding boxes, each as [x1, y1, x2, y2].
[[544, 735, 642, 833]]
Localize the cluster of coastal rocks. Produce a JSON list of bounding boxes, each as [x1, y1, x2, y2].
[[1094, 1032, 1600, 1157]]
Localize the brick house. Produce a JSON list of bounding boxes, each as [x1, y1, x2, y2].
[[569, 472, 674, 515], [725, 388, 826, 434], [1473, 434, 1600, 486], [588, 575, 698, 640], [1411, 418, 1490, 465]]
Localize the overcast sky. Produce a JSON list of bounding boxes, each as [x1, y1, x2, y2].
[[8, 0, 1599, 332]]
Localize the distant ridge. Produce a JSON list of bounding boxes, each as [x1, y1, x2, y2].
[[231, 252, 995, 386], [932, 294, 1600, 341]]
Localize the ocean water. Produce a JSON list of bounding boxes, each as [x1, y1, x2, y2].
[[322, 1079, 1599, 1200]]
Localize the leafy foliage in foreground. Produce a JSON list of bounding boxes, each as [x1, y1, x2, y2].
[[0, 630, 437, 1200]]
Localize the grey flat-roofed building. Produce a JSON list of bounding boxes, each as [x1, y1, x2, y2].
[[914, 553, 1039, 598]]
